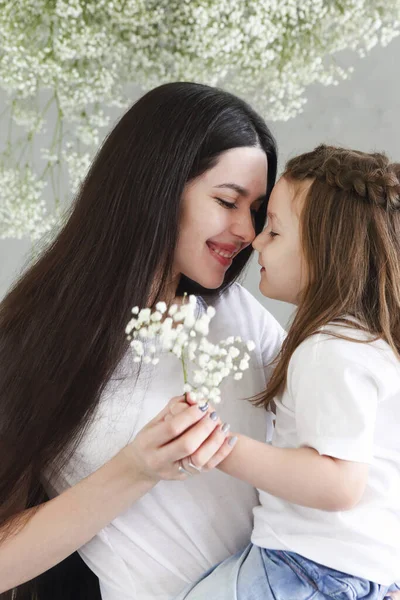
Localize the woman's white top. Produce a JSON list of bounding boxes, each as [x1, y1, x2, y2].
[[252, 322, 400, 586], [45, 284, 284, 599]]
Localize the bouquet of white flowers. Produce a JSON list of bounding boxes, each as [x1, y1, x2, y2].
[[125, 295, 255, 404]]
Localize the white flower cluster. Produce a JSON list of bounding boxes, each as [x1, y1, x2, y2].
[[125, 296, 256, 403], [0, 166, 56, 240], [1, 0, 399, 240]]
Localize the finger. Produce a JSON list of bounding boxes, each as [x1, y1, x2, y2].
[[148, 395, 186, 426], [154, 402, 212, 446], [162, 409, 222, 461], [188, 422, 231, 469], [180, 455, 203, 475], [169, 401, 191, 417], [203, 434, 238, 470], [185, 392, 200, 406], [170, 398, 210, 417]]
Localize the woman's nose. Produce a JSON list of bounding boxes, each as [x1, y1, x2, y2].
[[230, 211, 256, 244]]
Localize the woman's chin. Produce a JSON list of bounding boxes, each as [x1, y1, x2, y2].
[[190, 272, 225, 290]]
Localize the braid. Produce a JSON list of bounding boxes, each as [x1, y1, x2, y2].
[[285, 144, 400, 211]]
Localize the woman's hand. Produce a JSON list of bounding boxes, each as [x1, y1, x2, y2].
[[119, 394, 234, 483], [164, 393, 237, 475]]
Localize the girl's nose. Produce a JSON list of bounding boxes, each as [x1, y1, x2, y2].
[[252, 229, 268, 252]]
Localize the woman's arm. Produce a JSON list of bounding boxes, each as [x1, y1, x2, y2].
[[0, 396, 225, 592], [218, 434, 368, 511], [0, 451, 153, 592]]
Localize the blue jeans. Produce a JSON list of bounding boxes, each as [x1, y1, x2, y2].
[[175, 544, 400, 600]]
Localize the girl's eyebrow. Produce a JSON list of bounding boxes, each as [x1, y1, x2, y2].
[[214, 183, 267, 203], [267, 211, 284, 227]]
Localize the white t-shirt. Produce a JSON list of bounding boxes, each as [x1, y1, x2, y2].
[[252, 322, 400, 585], [45, 283, 284, 599]]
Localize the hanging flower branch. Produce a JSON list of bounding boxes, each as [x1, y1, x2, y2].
[[0, 0, 399, 240]]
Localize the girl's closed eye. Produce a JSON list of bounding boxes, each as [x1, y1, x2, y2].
[[269, 231, 278, 238]]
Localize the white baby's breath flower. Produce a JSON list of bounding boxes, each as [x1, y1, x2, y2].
[[137, 308, 151, 323], [126, 296, 256, 405], [156, 302, 167, 313], [168, 305, 178, 317], [228, 347, 240, 359], [239, 359, 250, 371], [0, 166, 54, 240], [130, 340, 144, 355], [151, 311, 163, 322], [194, 318, 210, 336], [1, 1, 399, 240]]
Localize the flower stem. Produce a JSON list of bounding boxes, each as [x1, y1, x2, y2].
[[181, 353, 188, 385]]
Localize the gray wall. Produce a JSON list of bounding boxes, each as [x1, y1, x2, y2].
[[1, 38, 400, 328]]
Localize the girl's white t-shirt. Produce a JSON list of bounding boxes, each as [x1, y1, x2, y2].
[[45, 283, 284, 600], [252, 322, 400, 586]]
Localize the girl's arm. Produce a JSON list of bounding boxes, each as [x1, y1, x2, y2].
[[218, 434, 368, 511]]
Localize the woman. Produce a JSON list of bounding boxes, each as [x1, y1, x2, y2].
[[0, 82, 284, 599]]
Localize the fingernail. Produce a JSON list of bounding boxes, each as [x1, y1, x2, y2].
[[228, 436, 238, 447], [209, 411, 218, 421], [221, 423, 230, 434], [198, 402, 209, 412]]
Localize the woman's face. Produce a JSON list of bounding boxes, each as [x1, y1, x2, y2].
[[174, 147, 268, 290]]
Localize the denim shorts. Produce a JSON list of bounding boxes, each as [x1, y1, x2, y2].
[[175, 543, 399, 600]]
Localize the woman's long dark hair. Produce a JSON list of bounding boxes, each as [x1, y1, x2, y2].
[[0, 82, 277, 599]]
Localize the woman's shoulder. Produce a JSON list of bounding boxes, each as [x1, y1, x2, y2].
[[208, 282, 269, 313], [204, 283, 285, 361], [207, 283, 282, 329]]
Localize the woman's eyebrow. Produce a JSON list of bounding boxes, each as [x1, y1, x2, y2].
[[214, 183, 266, 203], [214, 182, 249, 196]]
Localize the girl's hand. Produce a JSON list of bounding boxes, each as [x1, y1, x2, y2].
[[165, 393, 238, 475], [119, 395, 230, 483]]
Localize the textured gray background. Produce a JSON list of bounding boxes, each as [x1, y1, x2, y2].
[[1, 37, 399, 328]]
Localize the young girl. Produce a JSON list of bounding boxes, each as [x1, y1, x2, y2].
[[175, 145, 400, 599]]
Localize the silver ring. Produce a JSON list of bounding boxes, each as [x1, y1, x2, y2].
[[178, 461, 192, 476], [188, 459, 202, 472]]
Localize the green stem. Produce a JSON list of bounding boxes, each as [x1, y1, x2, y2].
[[181, 353, 188, 385]]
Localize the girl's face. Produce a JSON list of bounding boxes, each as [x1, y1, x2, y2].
[[253, 176, 308, 305], [174, 147, 268, 290]]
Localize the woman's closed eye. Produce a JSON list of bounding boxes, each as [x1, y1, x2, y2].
[[269, 231, 278, 238], [215, 198, 237, 210], [216, 198, 260, 219]]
